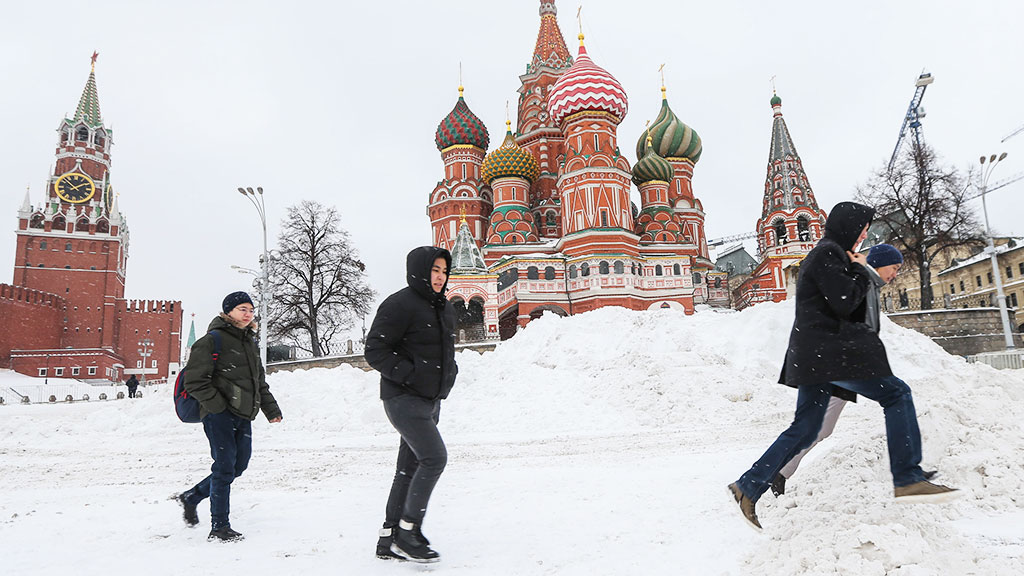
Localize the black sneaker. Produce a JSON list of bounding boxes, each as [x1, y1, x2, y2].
[[208, 526, 244, 542], [391, 520, 440, 563], [923, 470, 937, 480], [177, 492, 199, 527], [770, 473, 786, 497], [376, 526, 404, 560]]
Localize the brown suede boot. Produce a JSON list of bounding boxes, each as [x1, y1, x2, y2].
[[894, 480, 960, 503], [728, 483, 762, 531]]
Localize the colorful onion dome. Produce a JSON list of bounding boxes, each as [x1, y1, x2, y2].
[[435, 86, 490, 151], [636, 88, 702, 163], [481, 122, 540, 183], [632, 134, 674, 185], [770, 93, 782, 107], [546, 35, 628, 127]]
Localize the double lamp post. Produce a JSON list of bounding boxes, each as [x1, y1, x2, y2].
[[978, 153, 1016, 350], [237, 186, 269, 366]]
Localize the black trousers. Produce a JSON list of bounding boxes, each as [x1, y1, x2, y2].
[[383, 394, 447, 525]]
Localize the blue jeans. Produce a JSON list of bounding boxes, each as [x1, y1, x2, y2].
[[383, 394, 447, 525], [736, 375, 925, 502], [185, 411, 252, 529]]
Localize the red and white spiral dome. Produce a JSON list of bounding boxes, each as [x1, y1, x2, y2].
[[546, 40, 628, 127]]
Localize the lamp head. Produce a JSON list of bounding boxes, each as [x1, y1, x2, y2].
[[990, 154, 998, 163], [998, 152, 1008, 161], [237, 187, 247, 195], [980, 156, 987, 165]]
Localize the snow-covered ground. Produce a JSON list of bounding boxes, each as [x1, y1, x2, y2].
[[2, 301, 1022, 575]]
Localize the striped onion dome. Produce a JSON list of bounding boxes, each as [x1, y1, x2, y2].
[[481, 123, 540, 183], [435, 87, 490, 151], [546, 36, 628, 127], [636, 89, 702, 163], [632, 135, 674, 185]]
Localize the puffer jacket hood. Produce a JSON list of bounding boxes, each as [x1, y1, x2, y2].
[[406, 246, 452, 307], [824, 202, 875, 252]]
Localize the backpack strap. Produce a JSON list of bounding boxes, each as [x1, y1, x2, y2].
[[208, 329, 223, 363]]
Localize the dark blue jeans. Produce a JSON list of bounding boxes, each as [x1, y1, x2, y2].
[[185, 411, 252, 529], [736, 375, 925, 502], [383, 394, 446, 525]]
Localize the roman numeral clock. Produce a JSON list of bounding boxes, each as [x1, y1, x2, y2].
[[54, 172, 96, 203]]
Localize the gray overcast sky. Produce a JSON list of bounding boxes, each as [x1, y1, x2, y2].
[[2, 0, 1023, 347]]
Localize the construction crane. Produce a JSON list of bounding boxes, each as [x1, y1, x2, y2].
[[707, 230, 758, 248], [1002, 123, 1024, 143], [888, 72, 934, 172]]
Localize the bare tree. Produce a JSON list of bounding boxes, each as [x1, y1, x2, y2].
[[267, 201, 375, 356], [856, 142, 984, 309]]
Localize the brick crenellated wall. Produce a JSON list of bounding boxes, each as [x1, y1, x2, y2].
[[0, 284, 65, 368], [887, 308, 1023, 356]]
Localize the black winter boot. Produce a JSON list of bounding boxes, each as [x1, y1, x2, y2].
[[208, 526, 244, 542], [376, 524, 404, 560], [770, 473, 786, 497], [391, 520, 440, 563], [177, 492, 199, 527]]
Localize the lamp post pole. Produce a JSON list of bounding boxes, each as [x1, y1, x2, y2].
[[137, 338, 154, 383], [978, 153, 1016, 349], [238, 186, 269, 366]]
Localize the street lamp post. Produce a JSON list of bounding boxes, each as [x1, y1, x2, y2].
[[137, 338, 154, 382], [238, 186, 269, 366], [978, 152, 1016, 350]]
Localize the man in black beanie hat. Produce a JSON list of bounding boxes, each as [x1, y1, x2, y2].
[[728, 203, 958, 531], [176, 291, 282, 542]]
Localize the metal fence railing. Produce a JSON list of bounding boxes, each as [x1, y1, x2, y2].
[[0, 382, 159, 405], [966, 350, 1024, 370]]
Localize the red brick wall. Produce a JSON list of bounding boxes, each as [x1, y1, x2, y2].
[[0, 284, 64, 368], [116, 299, 183, 380]]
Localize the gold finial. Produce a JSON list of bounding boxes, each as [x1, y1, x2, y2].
[[505, 101, 511, 132], [644, 120, 653, 147], [658, 63, 667, 99], [90, 51, 98, 72], [577, 5, 584, 45]]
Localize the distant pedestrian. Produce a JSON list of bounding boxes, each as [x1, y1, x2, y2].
[[175, 291, 282, 542], [728, 203, 959, 531], [125, 375, 139, 398], [365, 247, 457, 563]]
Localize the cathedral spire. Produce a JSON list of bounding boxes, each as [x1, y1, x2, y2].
[[20, 186, 32, 213], [529, 1, 573, 72], [450, 219, 488, 274], [73, 53, 103, 127]]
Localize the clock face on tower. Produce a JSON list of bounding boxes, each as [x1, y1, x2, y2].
[[54, 172, 96, 204]]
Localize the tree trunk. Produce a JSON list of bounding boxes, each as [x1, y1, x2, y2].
[[917, 247, 933, 310]]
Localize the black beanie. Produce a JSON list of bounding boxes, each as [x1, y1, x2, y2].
[[867, 244, 904, 269], [222, 291, 254, 314]]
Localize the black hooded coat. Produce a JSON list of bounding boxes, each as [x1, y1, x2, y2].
[[779, 202, 892, 396], [364, 246, 458, 401]]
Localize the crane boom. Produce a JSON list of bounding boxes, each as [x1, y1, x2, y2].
[[1002, 123, 1024, 143], [888, 72, 934, 172]]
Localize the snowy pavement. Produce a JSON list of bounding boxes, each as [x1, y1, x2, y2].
[[2, 302, 1023, 575]]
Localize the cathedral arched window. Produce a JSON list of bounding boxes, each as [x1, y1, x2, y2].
[[674, 264, 681, 276], [60, 129, 70, 144], [569, 264, 577, 279], [614, 261, 624, 274], [96, 220, 109, 234], [76, 126, 89, 142], [544, 266, 555, 280], [30, 214, 45, 229], [546, 212, 557, 227], [797, 216, 810, 241], [693, 272, 702, 284], [53, 216, 66, 231], [655, 265, 663, 276], [599, 261, 609, 275], [581, 263, 590, 277], [773, 220, 787, 244], [527, 266, 539, 280], [76, 218, 90, 232]]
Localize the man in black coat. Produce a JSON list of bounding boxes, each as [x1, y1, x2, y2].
[[125, 375, 139, 398], [365, 246, 457, 563], [728, 202, 958, 531]]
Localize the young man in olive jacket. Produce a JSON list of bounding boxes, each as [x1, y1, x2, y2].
[[728, 202, 958, 531], [177, 291, 282, 542], [365, 246, 457, 563]]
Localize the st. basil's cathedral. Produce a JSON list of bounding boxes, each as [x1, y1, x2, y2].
[[430, 1, 732, 341]]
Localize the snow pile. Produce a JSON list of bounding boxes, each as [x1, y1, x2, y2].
[[1, 301, 1022, 575]]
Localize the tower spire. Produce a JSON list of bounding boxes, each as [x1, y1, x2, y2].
[[74, 53, 103, 127], [529, 1, 573, 72]]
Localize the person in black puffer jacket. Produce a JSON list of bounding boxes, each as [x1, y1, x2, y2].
[[176, 291, 282, 542], [365, 246, 457, 563], [728, 202, 958, 531]]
